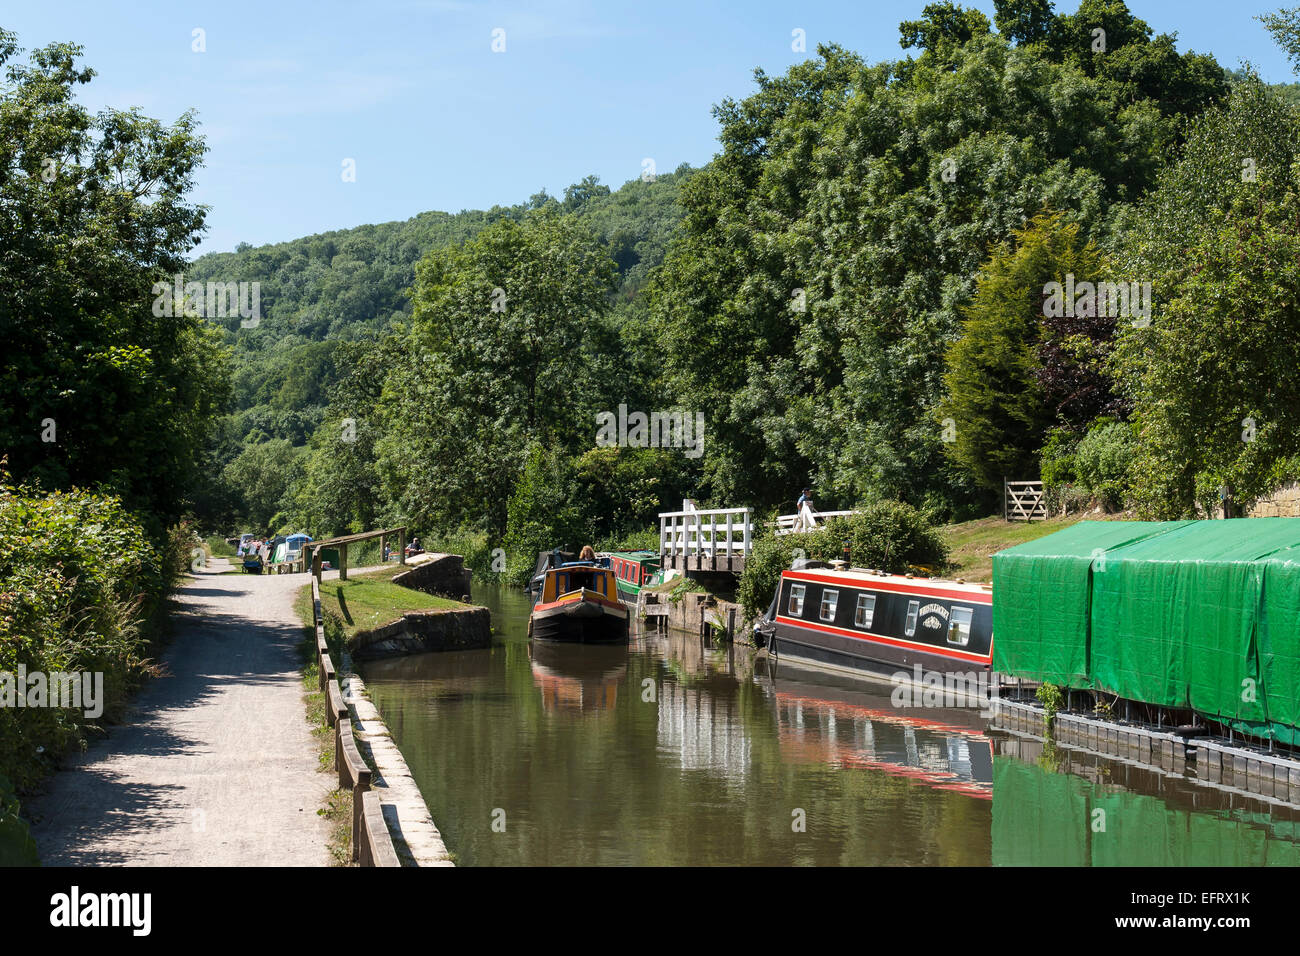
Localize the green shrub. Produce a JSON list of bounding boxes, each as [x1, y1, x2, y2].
[[593, 528, 659, 553], [425, 526, 498, 582], [0, 773, 38, 865], [1036, 682, 1064, 728], [738, 500, 949, 618], [1074, 420, 1137, 511], [738, 530, 813, 619], [0, 476, 164, 789], [818, 500, 949, 574], [1039, 429, 1078, 488]]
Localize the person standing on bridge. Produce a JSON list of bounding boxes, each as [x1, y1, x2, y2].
[[796, 488, 814, 512]]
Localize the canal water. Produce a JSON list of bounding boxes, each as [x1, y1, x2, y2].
[[359, 583, 1300, 866]]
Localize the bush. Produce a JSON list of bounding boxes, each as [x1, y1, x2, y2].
[[1074, 420, 1137, 511], [820, 501, 949, 574], [425, 526, 499, 583], [738, 500, 949, 618], [738, 530, 813, 619], [593, 528, 659, 553], [0, 773, 38, 865], [0, 476, 165, 789], [1039, 429, 1078, 489]]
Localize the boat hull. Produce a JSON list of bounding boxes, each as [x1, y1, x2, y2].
[[530, 591, 629, 643], [614, 579, 642, 606], [771, 626, 991, 681]]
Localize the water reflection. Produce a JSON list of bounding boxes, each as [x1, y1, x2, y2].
[[992, 737, 1300, 866], [529, 641, 626, 714], [355, 582, 1300, 866], [769, 678, 994, 800]]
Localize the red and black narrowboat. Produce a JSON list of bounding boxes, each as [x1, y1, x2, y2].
[[755, 564, 993, 680], [528, 562, 629, 643]]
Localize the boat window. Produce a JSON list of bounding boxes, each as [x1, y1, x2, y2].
[[854, 593, 876, 629], [564, 571, 598, 593], [788, 584, 806, 616], [820, 589, 838, 621], [904, 600, 920, 637], [948, 606, 973, 646]]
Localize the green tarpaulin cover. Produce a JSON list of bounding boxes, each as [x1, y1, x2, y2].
[[992, 521, 1189, 687], [992, 519, 1300, 741]]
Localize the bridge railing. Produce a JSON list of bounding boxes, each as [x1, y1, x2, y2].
[[659, 507, 753, 559], [772, 505, 859, 535]]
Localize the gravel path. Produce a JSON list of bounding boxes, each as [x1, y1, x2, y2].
[[26, 560, 346, 866]]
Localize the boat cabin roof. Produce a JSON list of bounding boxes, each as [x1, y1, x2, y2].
[[782, 566, 992, 599]]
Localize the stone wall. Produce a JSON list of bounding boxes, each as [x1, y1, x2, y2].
[[1250, 482, 1300, 518], [350, 606, 491, 661], [392, 552, 473, 600], [662, 591, 758, 645]]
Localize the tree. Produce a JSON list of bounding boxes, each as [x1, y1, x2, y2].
[[940, 212, 1111, 490], [0, 30, 225, 524], [649, 21, 1221, 516], [900, 3, 993, 58], [1259, 7, 1300, 73], [220, 440, 300, 531], [1112, 77, 1300, 516], [378, 209, 617, 535], [994, 0, 1056, 45]]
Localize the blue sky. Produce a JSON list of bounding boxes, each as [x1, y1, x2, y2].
[[6, 1, 1296, 255]]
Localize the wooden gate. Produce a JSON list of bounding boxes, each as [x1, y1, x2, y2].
[[1004, 480, 1047, 522]]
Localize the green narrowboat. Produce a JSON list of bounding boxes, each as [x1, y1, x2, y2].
[[606, 551, 662, 606]]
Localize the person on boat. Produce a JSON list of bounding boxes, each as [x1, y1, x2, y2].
[[579, 545, 596, 562]]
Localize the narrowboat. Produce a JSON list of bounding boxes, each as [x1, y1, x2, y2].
[[755, 564, 993, 682], [606, 550, 662, 605], [528, 561, 629, 643]]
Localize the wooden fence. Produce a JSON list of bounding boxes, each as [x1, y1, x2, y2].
[[312, 574, 401, 866], [1004, 479, 1047, 522]]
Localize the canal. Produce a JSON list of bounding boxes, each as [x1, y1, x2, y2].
[[359, 583, 1300, 866]]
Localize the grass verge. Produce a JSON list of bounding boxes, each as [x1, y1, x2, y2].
[[296, 595, 353, 866], [312, 564, 469, 641], [940, 514, 1101, 582]]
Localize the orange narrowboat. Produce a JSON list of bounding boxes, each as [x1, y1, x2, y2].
[[528, 561, 629, 643]]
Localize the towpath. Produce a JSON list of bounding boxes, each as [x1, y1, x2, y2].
[[25, 559, 371, 866]]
